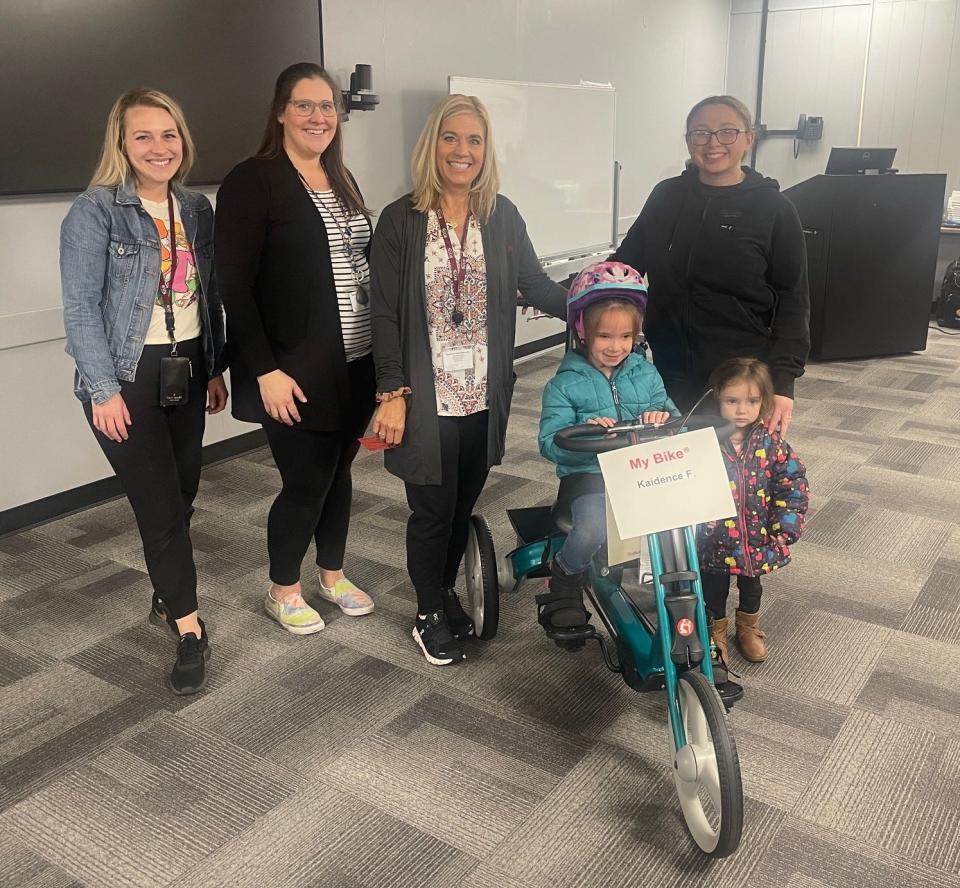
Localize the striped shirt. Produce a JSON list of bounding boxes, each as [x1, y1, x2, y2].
[[302, 185, 372, 361]]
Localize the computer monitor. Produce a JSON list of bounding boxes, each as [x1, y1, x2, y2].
[[825, 147, 897, 175]]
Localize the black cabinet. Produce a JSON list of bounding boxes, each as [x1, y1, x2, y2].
[[784, 173, 945, 360]]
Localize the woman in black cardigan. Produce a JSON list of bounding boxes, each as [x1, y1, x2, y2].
[[215, 62, 376, 634], [370, 94, 566, 667]]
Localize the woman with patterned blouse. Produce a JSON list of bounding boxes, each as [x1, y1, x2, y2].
[[370, 94, 566, 666]]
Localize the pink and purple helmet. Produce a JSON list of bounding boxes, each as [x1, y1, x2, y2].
[[567, 261, 648, 341]]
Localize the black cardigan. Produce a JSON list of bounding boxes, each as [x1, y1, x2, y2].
[[370, 193, 566, 485], [214, 151, 372, 427]]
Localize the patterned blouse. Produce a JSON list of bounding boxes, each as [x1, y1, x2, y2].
[[423, 210, 488, 416]]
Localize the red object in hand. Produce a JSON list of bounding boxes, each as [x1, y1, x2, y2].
[[358, 436, 392, 451]]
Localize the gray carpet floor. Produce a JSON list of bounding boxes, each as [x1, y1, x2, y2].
[[2, 332, 960, 888]]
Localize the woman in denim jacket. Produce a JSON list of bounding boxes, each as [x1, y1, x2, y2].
[[60, 88, 227, 695]]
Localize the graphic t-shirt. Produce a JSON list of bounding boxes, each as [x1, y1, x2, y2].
[[140, 195, 202, 345]]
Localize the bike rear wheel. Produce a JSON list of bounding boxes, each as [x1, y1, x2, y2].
[[464, 515, 500, 640], [668, 670, 743, 857]]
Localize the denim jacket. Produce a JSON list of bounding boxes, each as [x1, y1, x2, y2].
[[60, 178, 226, 404]]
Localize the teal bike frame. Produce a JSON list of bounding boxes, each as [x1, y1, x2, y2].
[[512, 523, 715, 752], [595, 525, 714, 751]]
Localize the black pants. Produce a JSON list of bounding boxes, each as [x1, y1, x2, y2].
[[701, 571, 763, 620], [262, 355, 375, 586], [83, 339, 207, 620], [404, 411, 490, 614]]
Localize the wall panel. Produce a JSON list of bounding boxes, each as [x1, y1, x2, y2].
[[1, 0, 733, 513], [728, 0, 960, 196], [728, 2, 871, 188]]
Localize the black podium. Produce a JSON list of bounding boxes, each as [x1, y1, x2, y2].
[[784, 173, 945, 360]]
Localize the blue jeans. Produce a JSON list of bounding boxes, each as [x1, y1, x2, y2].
[[555, 493, 607, 575]]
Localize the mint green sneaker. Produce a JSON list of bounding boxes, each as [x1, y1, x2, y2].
[[263, 589, 325, 635], [318, 576, 375, 616]]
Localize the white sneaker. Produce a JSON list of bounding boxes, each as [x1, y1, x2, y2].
[[318, 576, 375, 616]]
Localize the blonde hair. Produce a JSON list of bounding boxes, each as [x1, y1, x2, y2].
[[90, 88, 196, 188], [410, 94, 500, 222]]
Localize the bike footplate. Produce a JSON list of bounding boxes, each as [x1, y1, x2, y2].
[[546, 624, 597, 651], [715, 679, 745, 710]]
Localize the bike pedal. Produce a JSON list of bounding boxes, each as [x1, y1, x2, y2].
[[715, 679, 745, 710], [545, 624, 596, 643]]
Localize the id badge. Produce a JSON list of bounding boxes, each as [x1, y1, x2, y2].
[[350, 284, 370, 312], [442, 347, 474, 373], [159, 356, 192, 406]]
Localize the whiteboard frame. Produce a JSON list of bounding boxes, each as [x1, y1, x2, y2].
[[448, 75, 618, 264]]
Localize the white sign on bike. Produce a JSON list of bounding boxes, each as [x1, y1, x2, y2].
[[604, 494, 643, 567], [597, 427, 736, 539]]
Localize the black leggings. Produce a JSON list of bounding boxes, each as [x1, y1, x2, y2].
[[404, 411, 490, 614], [83, 339, 207, 620], [701, 571, 763, 620], [262, 356, 375, 586]]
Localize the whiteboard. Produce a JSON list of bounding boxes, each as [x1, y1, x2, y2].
[[449, 76, 617, 262]]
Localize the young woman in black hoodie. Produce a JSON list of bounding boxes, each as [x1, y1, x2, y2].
[[612, 95, 809, 436]]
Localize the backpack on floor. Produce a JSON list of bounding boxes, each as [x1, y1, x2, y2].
[[938, 256, 960, 329]]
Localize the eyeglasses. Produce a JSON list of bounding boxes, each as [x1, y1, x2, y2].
[[685, 128, 748, 146], [287, 99, 338, 118]]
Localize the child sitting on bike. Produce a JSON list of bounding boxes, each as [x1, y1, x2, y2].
[[699, 356, 809, 666], [537, 261, 678, 635]]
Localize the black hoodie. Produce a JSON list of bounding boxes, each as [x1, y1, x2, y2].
[[612, 166, 809, 404]]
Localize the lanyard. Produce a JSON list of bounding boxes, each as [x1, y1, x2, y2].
[[435, 205, 470, 326], [298, 172, 367, 288], [156, 188, 180, 354]]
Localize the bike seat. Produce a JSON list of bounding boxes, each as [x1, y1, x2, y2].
[[550, 500, 574, 534]]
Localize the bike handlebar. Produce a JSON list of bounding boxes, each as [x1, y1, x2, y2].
[[553, 415, 735, 453]]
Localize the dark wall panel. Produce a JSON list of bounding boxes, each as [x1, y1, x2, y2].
[[1, 0, 322, 195]]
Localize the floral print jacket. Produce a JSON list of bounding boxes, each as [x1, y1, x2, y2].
[[698, 421, 809, 576]]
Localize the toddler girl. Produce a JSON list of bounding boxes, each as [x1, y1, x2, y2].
[[699, 357, 809, 666]]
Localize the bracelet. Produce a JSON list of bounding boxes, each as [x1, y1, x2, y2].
[[375, 386, 411, 403]]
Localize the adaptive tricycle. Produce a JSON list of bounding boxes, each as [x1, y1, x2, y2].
[[465, 413, 745, 858]]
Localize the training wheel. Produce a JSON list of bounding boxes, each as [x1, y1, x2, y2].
[[464, 515, 499, 640], [667, 671, 744, 857]]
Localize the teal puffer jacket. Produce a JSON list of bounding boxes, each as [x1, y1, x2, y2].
[[539, 350, 679, 477]]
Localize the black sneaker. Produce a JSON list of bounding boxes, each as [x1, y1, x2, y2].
[[412, 612, 465, 666], [149, 597, 179, 640], [150, 600, 209, 646], [441, 587, 474, 640], [170, 631, 210, 695]]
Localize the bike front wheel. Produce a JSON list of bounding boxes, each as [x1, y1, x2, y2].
[[668, 670, 743, 857]]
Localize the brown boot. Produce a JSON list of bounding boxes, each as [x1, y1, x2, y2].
[[735, 610, 768, 662], [709, 617, 730, 669]]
